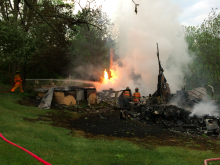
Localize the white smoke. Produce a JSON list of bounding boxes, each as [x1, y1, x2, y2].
[[96, 0, 193, 95], [190, 101, 220, 117]]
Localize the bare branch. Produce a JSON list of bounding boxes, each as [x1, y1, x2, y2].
[[132, 0, 139, 14]]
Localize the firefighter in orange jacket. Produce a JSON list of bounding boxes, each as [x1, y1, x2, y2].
[[123, 87, 130, 98], [123, 87, 131, 109], [11, 71, 24, 92], [133, 87, 141, 105]]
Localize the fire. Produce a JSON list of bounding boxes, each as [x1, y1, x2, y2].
[[104, 69, 108, 80], [101, 69, 118, 84]]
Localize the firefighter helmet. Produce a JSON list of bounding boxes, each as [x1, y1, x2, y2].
[[126, 87, 129, 90]]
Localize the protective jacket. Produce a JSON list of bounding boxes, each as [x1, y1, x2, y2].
[[133, 92, 141, 103], [123, 90, 130, 98], [14, 74, 22, 84], [11, 74, 23, 92]]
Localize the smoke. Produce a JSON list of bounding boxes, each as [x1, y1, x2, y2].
[[190, 101, 219, 117], [96, 0, 193, 95]]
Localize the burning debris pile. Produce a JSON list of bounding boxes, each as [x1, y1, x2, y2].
[[115, 44, 220, 137], [119, 101, 220, 137], [29, 43, 220, 138]]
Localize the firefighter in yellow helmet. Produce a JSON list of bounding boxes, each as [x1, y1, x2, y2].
[[11, 71, 24, 92], [133, 87, 141, 105]]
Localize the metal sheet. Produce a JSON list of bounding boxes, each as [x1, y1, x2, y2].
[[38, 88, 54, 109], [76, 90, 84, 101]]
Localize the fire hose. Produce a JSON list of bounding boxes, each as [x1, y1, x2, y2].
[[0, 133, 51, 165], [0, 82, 16, 93], [204, 158, 220, 165]]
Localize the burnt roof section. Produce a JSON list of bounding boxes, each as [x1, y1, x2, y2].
[[34, 86, 96, 92]]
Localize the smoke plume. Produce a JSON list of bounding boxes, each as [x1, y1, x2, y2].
[[190, 101, 219, 117], [97, 0, 193, 95]]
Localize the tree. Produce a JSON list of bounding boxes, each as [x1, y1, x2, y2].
[[0, 0, 107, 89], [66, 10, 119, 79], [184, 8, 220, 89]]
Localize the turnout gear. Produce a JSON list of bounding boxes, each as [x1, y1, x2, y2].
[[123, 87, 131, 109], [11, 72, 24, 92], [123, 87, 130, 98], [133, 87, 141, 103]]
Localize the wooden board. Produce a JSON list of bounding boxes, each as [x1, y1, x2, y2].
[[89, 93, 97, 104]]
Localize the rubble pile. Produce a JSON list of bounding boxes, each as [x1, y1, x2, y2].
[[120, 101, 220, 137]]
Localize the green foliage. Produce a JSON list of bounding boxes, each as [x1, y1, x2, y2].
[[67, 11, 119, 78], [0, 0, 112, 82], [184, 8, 220, 90], [0, 21, 37, 64], [115, 154, 125, 159], [202, 134, 208, 138]]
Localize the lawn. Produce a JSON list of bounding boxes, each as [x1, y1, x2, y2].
[[0, 83, 219, 165]]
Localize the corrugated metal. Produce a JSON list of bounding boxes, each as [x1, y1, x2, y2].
[[187, 87, 207, 100]]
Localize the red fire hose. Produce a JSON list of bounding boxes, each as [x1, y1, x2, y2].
[[204, 158, 220, 165], [0, 133, 51, 165], [0, 83, 16, 93]]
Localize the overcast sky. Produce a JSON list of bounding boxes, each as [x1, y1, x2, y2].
[[172, 0, 220, 26], [70, 0, 220, 27]]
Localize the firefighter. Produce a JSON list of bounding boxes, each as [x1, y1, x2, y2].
[[133, 87, 141, 105], [11, 71, 24, 92], [123, 87, 131, 110], [123, 87, 130, 98]]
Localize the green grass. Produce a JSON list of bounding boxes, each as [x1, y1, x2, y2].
[[0, 83, 220, 165]]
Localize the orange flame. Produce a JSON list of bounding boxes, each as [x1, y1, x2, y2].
[[104, 69, 108, 81], [101, 69, 118, 84]]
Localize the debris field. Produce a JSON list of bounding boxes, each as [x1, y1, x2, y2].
[[19, 96, 220, 153]]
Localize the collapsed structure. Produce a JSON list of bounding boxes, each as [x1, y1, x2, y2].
[[98, 44, 220, 137], [33, 43, 220, 137]]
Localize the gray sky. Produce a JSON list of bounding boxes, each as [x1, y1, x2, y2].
[[171, 0, 220, 26], [70, 0, 220, 27]]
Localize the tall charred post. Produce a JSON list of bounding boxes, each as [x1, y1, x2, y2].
[[152, 43, 171, 102]]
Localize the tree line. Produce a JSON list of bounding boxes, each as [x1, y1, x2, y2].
[[0, 0, 118, 89], [183, 8, 220, 95]]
